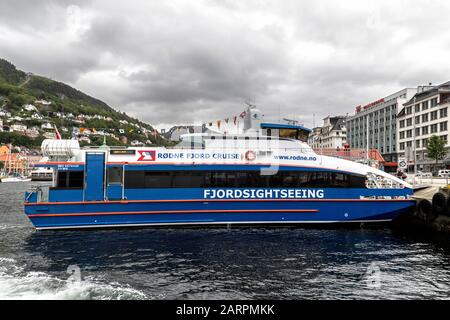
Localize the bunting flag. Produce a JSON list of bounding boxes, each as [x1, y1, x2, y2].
[[217, 120, 221, 129], [239, 111, 247, 118], [225, 118, 229, 123], [234, 116, 237, 125], [152, 129, 158, 137], [209, 122, 212, 127]]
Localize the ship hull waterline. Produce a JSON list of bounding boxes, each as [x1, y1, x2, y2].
[[25, 198, 414, 230]]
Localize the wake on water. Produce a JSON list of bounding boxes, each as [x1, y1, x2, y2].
[[0, 257, 147, 300]]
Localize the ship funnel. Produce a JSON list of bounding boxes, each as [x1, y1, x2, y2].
[[41, 139, 80, 160]]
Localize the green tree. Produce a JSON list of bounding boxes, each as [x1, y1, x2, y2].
[[427, 135, 447, 170]]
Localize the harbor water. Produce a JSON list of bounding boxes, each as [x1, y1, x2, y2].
[[1, 182, 450, 300]]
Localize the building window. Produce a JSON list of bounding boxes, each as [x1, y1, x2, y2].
[[400, 142, 405, 150], [440, 121, 448, 132], [431, 111, 438, 121], [422, 126, 429, 135], [431, 98, 438, 107], [406, 118, 412, 126], [406, 130, 412, 138], [422, 101, 429, 111], [415, 128, 420, 136], [400, 131, 405, 139], [422, 113, 429, 122], [416, 140, 420, 148], [423, 139, 428, 147], [415, 116, 420, 124], [442, 135, 448, 143], [406, 106, 412, 115], [431, 124, 438, 133], [440, 108, 448, 118]]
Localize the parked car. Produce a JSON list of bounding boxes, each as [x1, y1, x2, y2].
[[416, 171, 432, 178], [438, 170, 450, 177]]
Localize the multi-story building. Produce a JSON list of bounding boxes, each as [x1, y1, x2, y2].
[[397, 81, 450, 171], [307, 116, 347, 149], [347, 88, 418, 163]]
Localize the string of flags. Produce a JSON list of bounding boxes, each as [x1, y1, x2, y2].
[[170, 109, 248, 133], [204, 110, 247, 131]]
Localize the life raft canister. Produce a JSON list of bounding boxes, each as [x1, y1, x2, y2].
[[244, 150, 257, 161]]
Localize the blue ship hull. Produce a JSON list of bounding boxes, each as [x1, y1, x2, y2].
[[25, 189, 414, 230]]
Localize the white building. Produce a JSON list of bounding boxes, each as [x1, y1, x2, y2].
[[31, 113, 43, 120], [43, 132, 56, 139], [78, 136, 91, 144], [397, 81, 450, 171], [0, 110, 11, 117], [35, 99, 51, 106], [307, 116, 347, 149], [347, 88, 418, 163], [41, 123, 53, 130], [26, 128, 40, 138], [11, 123, 27, 133], [22, 104, 37, 112]]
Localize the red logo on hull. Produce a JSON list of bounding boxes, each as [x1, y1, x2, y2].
[[137, 150, 156, 161]]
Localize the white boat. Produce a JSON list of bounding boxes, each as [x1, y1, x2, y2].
[[30, 167, 53, 181], [1, 176, 32, 183], [24, 107, 415, 230]]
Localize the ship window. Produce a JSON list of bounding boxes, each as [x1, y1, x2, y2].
[[172, 172, 204, 188], [145, 172, 171, 188], [107, 166, 123, 184], [69, 171, 84, 188], [124, 171, 145, 188], [57, 171, 68, 188], [56, 171, 84, 189], [123, 170, 366, 189]]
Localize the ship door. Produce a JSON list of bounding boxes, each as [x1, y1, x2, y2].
[[106, 165, 124, 200], [84, 152, 106, 201]]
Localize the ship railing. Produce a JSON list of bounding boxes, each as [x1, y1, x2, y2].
[[26, 185, 50, 203], [169, 145, 315, 152], [365, 173, 404, 189]]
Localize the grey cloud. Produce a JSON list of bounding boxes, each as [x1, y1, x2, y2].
[[1, 0, 450, 129]]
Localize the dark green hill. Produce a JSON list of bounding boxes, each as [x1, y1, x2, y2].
[[0, 59, 26, 84], [0, 58, 168, 148]]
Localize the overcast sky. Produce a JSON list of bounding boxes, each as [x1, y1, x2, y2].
[[1, 0, 449, 130]]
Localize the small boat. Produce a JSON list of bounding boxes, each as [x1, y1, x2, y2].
[[1, 175, 32, 183], [30, 167, 53, 181]]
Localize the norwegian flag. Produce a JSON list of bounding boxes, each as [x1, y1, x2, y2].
[[239, 111, 247, 118], [54, 125, 61, 140]]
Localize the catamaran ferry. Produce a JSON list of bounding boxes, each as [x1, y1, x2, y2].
[[24, 111, 415, 230]]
